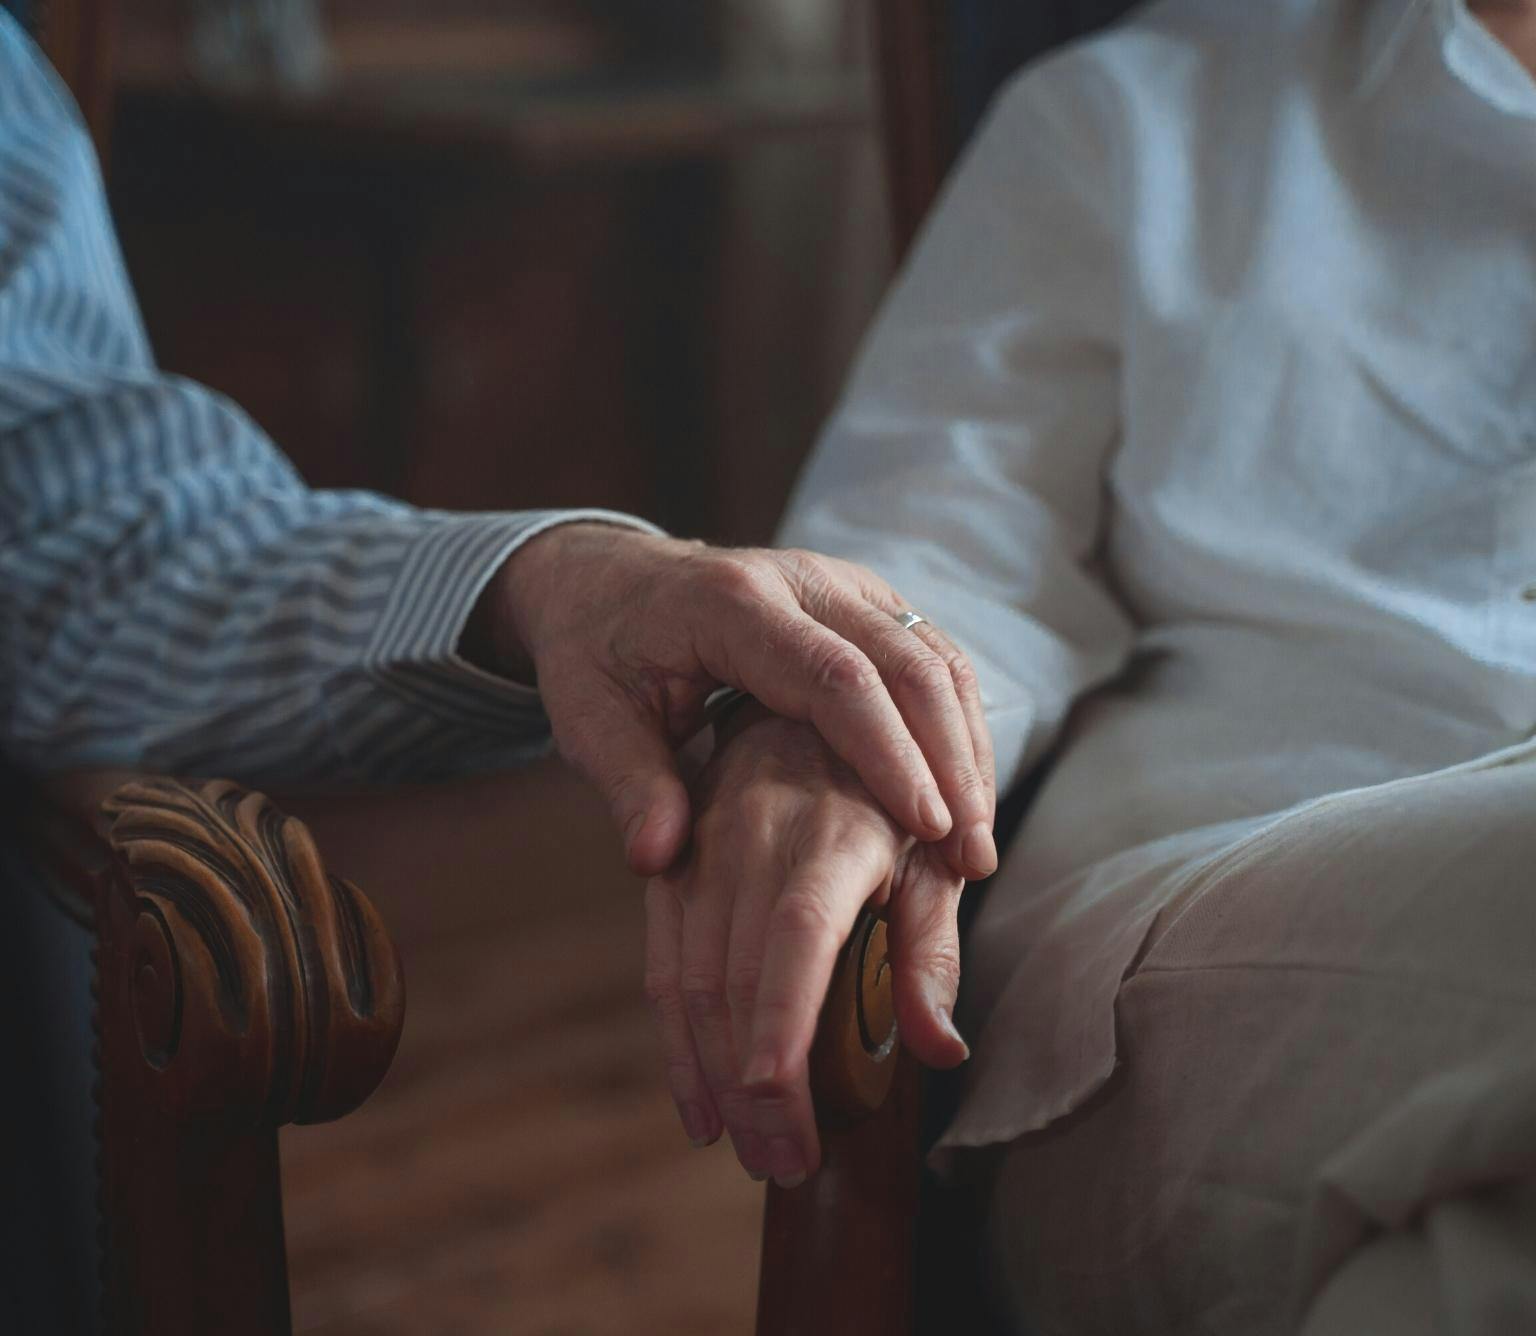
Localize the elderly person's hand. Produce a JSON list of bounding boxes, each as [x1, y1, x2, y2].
[[643, 702, 971, 1181], [473, 523, 997, 880]]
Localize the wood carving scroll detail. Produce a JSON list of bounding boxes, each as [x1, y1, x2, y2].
[[100, 777, 404, 1126]]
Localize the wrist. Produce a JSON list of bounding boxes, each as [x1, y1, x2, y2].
[[463, 521, 667, 684]]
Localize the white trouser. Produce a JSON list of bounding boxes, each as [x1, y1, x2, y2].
[[985, 755, 1536, 1335]]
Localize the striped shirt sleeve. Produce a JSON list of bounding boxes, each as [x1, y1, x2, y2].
[[0, 15, 660, 785]]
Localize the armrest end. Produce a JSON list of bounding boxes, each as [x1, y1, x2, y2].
[[95, 775, 404, 1126]]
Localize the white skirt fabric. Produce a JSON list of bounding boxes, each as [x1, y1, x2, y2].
[[965, 746, 1536, 1334]]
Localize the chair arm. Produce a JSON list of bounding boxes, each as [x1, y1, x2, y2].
[[30, 771, 405, 1334], [755, 910, 924, 1336]]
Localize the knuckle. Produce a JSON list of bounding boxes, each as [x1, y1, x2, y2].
[[661, 1054, 703, 1088], [707, 552, 773, 605], [725, 961, 763, 1016], [945, 650, 980, 697], [891, 647, 954, 698], [912, 941, 963, 992], [950, 766, 990, 811], [679, 968, 727, 1021], [772, 887, 840, 944], [745, 1080, 798, 1116], [779, 547, 840, 591], [714, 1085, 758, 1120], [808, 641, 879, 697], [642, 971, 682, 1017]]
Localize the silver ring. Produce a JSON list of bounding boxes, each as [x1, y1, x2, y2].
[[895, 611, 928, 632]]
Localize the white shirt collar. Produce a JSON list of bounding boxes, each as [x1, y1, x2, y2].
[[1440, 0, 1536, 117], [1361, 0, 1536, 118]]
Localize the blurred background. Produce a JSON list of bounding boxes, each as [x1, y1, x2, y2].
[[112, 0, 890, 542], [105, 2, 893, 1331]]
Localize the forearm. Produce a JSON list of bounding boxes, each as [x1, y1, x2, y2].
[[0, 369, 656, 782], [0, 23, 669, 785]]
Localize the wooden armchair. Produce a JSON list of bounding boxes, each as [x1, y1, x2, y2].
[[12, 775, 405, 1334], [755, 4, 1141, 1333], [3, 4, 406, 1332]]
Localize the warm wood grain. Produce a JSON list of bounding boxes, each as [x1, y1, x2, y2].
[[756, 913, 923, 1336], [37, 774, 407, 1335], [99, 778, 404, 1125]]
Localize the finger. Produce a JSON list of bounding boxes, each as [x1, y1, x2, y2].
[[826, 556, 997, 822], [724, 865, 774, 1071], [913, 622, 996, 816], [725, 884, 815, 1189], [885, 849, 969, 1070], [678, 869, 771, 1180], [727, 609, 952, 843], [817, 593, 996, 880], [911, 620, 998, 873], [643, 878, 722, 1148], [554, 689, 692, 876], [740, 846, 889, 1179]]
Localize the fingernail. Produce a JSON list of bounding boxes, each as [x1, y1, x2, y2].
[[937, 1005, 971, 1061], [768, 1137, 806, 1190], [963, 822, 998, 877], [681, 1102, 713, 1149], [920, 790, 952, 836]]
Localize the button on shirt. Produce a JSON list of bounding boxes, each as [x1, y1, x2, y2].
[[0, 17, 656, 783], [779, 0, 1536, 1146]]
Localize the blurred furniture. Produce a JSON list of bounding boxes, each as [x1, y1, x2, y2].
[[755, 3, 1141, 1334], [9, 0, 118, 149], [107, 1, 883, 544], [3, 5, 407, 1332]]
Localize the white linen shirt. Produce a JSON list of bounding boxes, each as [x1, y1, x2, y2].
[[779, 0, 1536, 1147]]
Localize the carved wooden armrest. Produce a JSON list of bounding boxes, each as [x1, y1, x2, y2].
[[33, 773, 405, 1336], [756, 910, 923, 1336]]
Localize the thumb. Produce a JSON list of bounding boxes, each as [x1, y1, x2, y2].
[[556, 701, 693, 877], [886, 854, 970, 1070]]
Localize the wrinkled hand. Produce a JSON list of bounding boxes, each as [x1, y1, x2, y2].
[[476, 524, 997, 879], [643, 705, 970, 1185]]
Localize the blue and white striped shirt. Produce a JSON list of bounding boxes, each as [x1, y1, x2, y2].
[[0, 15, 650, 783]]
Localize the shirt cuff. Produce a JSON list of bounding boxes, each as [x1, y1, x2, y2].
[[364, 507, 666, 728]]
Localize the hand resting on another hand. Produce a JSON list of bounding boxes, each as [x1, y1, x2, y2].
[[643, 704, 975, 1188]]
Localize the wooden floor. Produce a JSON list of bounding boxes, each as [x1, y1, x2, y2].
[[281, 762, 763, 1335]]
